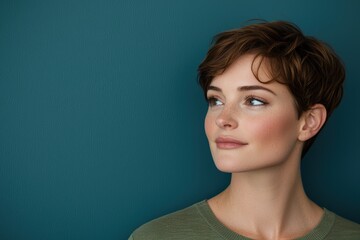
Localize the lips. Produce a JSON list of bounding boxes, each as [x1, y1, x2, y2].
[[215, 137, 248, 149]]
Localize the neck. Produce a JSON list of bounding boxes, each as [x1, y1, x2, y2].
[[208, 154, 323, 239]]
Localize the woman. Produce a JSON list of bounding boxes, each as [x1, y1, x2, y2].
[[129, 21, 360, 239]]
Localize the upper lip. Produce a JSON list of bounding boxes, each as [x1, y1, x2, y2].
[[215, 136, 247, 145]]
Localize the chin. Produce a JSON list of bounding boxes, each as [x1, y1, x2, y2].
[[213, 158, 254, 173]]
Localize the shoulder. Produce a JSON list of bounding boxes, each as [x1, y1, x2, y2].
[[129, 200, 215, 240], [326, 211, 360, 239]]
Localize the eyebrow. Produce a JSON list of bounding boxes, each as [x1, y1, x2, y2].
[[207, 85, 276, 95]]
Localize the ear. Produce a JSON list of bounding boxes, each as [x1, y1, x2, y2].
[[298, 104, 327, 142]]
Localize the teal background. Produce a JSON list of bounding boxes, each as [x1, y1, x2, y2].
[[0, 0, 359, 239]]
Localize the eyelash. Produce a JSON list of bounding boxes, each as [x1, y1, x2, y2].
[[207, 97, 223, 107], [206, 95, 268, 107], [244, 95, 268, 106]]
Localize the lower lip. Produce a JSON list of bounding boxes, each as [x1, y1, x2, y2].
[[216, 142, 247, 149]]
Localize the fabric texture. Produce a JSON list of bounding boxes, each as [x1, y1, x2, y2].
[[129, 200, 360, 240]]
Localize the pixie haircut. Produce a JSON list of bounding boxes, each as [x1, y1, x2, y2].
[[198, 21, 345, 156]]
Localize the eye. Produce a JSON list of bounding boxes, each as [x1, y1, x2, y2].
[[245, 96, 267, 106], [207, 97, 224, 107]]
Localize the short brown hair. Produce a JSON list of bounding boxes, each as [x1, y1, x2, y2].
[[198, 21, 345, 156]]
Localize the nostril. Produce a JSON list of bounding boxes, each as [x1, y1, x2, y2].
[[216, 118, 236, 129]]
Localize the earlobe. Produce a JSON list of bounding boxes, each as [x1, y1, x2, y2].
[[298, 104, 327, 142]]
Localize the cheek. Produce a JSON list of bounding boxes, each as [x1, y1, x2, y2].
[[204, 110, 220, 141], [204, 112, 213, 139], [249, 111, 299, 145]]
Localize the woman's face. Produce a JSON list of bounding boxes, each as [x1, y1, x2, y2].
[[205, 54, 304, 173]]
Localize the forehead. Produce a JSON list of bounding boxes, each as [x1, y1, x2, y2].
[[210, 54, 274, 88], [208, 54, 297, 103]]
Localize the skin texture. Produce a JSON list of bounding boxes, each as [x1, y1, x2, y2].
[[205, 54, 327, 239]]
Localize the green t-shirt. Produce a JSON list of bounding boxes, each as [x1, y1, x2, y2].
[[129, 200, 360, 240]]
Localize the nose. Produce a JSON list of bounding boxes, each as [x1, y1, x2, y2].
[[215, 107, 238, 129]]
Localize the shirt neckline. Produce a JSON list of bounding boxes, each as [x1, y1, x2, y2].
[[195, 200, 335, 240]]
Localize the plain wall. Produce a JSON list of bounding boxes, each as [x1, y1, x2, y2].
[[0, 0, 359, 239]]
